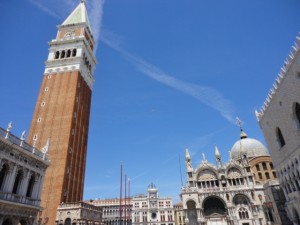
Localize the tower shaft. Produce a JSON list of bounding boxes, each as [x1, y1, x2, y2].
[[28, 2, 96, 224]]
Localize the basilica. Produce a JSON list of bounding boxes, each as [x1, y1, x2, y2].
[[180, 128, 276, 225]]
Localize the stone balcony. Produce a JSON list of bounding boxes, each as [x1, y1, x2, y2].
[[182, 184, 263, 194], [0, 191, 40, 208]]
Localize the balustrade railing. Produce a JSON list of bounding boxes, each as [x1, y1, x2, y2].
[[0, 191, 40, 207], [0, 127, 45, 159]]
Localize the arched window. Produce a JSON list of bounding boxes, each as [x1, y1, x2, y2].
[[66, 49, 71, 58], [72, 49, 77, 57], [238, 208, 249, 219], [64, 218, 71, 225], [0, 164, 9, 190], [26, 174, 35, 197], [12, 170, 23, 194], [276, 127, 285, 148], [233, 194, 249, 205], [294, 102, 300, 125], [61, 50, 66, 59], [55, 51, 60, 59]]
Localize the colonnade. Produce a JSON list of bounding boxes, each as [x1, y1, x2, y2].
[[197, 178, 246, 189], [0, 161, 43, 206]]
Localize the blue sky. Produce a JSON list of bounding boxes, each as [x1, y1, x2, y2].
[[0, 0, 300, 203]]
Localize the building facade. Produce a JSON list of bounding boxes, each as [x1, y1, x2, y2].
[[248, 155, 291, 225], [88, 198, 132, 225], [0, 124, 49, 225], [263, 180, 292, 225], [181, 130, 270, 225], [56, 202, 102, 225], [27, 1, 97, 224], [256, 35, 300, 224], [132, 183, 175, 225], [174, 202, 185, 225]]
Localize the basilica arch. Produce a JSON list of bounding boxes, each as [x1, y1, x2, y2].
[[202, 196, 227, 218], [232, 194, 250, 205]]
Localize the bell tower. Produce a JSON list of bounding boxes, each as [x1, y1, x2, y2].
[[28, 1, 96, 224]]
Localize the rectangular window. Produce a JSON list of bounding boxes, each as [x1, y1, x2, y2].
[[273, 171, 277, 178], [262, 162, 267, 170], [265, 172, 270, 179], [258, 173, 262, 180], [256, 164, 260, 171]]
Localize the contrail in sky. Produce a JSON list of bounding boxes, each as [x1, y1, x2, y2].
[[101, 30, 236, 123], [28, 0, 235, 123]]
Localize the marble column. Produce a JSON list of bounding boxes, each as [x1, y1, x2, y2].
[[4, 164, 17, 193], [19, 170, 30, 196]]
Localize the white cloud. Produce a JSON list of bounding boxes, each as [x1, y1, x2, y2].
[[101, 30, 236, 123], [88, 0, 105, 51]]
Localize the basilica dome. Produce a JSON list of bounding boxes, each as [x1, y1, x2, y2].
[[230, 130, 268, 160]]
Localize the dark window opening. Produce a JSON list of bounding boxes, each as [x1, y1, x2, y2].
[[72, 49, 77, 57], [0, 164, 8, 190], [12, 170, 23, 194], [256, 164, 260, 171], [55, 51, 60, 59], [258, 173, 262, 180], [61, 50, 66, 59], [265, 172, 270, 179], [276, 127, 285, 148], [262, 163, 267, 170], [26, 174, 35, 197], [295, 102, 300, 125], [67, 49, 71, 58]]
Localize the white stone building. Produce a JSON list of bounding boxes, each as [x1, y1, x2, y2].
[[132, 183, 175, 225], [256, 34, 300, 224], [55, 202, 102, 225], [180, 130, 269, 225], [87, 198, 132, 225], [0, 123, 49, 225]]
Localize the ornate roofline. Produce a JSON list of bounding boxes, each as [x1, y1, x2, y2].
[[256, 34, 300, 121]]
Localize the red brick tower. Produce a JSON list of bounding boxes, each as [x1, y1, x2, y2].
[[28, 1, 96, 224]]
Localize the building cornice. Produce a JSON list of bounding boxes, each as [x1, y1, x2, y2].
[[256, 34, 300, 121]]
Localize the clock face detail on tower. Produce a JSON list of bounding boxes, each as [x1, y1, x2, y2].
[[64, 30, 75, 38], [151, 212, 157, 219]]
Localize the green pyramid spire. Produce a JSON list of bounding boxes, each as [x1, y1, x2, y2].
[[62, 1, 92, 32]]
